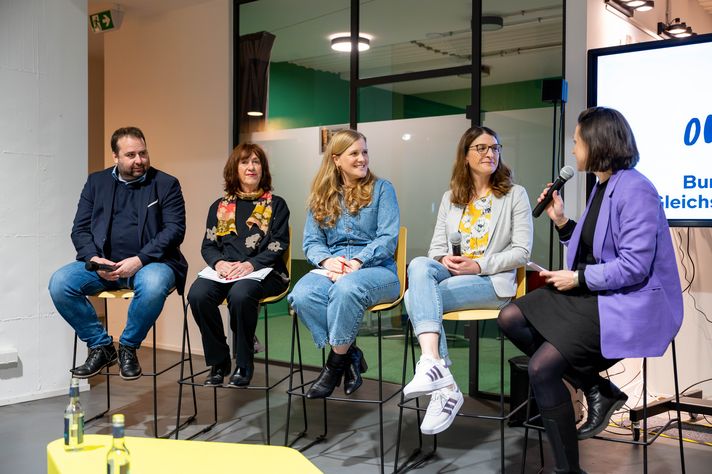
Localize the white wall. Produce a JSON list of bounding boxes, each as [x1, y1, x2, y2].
[[103, 0, 231, 353], [0, 0, 88, 405]]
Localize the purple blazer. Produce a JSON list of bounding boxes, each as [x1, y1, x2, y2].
[[564, 169, 683, 359]]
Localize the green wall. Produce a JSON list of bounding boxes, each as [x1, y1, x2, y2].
[[267, 61, 559, 129]]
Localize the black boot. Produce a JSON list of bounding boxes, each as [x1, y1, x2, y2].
[[118, 344, 142, 380], [205, 358, 231, 386], [577, 380, 628, 439], [541, 401, 586, 474], [72, 342, 117, 378], [343, 345, 368, 395], [228, 360, 254, 387], [306, 349, 349, 399]]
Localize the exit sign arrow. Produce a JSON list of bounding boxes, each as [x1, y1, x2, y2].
[[89, 9, 119, 33]]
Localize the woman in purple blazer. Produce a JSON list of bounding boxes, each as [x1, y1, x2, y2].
[[497, 107, 683, 474]]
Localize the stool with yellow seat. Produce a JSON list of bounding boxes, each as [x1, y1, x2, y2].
[[285, 226, 408, 474], [394, 266, 528, 473], [72, 289, 198, 438], [174, 231, 303, 444]]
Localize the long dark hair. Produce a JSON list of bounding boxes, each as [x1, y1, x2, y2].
[[450, 126, 513, 206]]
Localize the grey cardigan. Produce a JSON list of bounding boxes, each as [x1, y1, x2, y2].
[[427, 185, 533, 297]]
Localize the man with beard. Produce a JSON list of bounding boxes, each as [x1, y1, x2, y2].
[[49, 127, 188, 380]]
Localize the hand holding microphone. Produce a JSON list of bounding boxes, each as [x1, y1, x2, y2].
[[442, 232, 481, 275], [532, 166, 575, 218], [449, 231, 462, 256], [85, 260, 117, 272]]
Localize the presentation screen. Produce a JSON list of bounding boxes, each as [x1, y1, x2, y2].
[[588, 33, 712, 227]]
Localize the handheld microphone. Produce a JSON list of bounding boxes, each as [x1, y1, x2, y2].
[[532, 166, 575, 218], [449, 232, 462, 256], [85, 261, 117, 272]]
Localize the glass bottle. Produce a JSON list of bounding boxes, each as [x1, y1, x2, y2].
[[106, 414, 130, 473], [63, 377, 84, 451]]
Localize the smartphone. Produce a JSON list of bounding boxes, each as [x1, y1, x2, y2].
[[526, 261, 548, 272]]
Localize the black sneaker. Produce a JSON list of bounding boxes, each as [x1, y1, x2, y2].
[[118, 344, 142, 380], [72, 343, 118, 378]]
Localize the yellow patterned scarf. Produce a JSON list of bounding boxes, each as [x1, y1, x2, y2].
[[215, 190, 273, 237]]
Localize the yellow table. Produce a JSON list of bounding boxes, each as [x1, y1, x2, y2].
[[48, 434, 321, 473]]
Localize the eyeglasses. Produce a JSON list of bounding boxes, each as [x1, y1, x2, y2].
[[468, 144, 502, 155]]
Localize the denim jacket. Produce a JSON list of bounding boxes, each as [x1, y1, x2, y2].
[[303, 178, 400, 273]]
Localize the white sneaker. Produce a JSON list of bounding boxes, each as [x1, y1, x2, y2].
[[403, 356, 454, 400], [420, 386, 464, 435]]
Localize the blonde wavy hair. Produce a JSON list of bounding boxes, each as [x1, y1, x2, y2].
[[308, 129, 376, 227]]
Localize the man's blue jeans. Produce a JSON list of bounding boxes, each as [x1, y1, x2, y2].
[[288, 267, 400, 348], [48, 261, 175, 348], [404, 256, 509, 362]]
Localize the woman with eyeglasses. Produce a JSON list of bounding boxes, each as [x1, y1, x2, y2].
[[402, 126, 533, 435]]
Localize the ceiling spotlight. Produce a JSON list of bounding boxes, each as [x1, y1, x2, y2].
[[330, 34, 371, 52], [624, 0, 646, 7], [481, 16, 504, 32], [675, 27, 693, 38], [635, 1, 654, 12], [667, 19, 687, 35], [657, 18, 696, 38]]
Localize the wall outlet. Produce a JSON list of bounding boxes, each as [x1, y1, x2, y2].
[[0, 348, 19, 365]]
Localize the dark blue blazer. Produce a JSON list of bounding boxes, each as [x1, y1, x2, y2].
[[71, 167, 189, 294]]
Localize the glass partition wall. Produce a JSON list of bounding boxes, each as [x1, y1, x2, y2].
[[238, 0, 564, 394]]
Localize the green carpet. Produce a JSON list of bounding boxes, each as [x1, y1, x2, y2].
[[254, 312, 523, 394]]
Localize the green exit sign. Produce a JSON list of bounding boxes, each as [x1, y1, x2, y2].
[[89, 10, 117, 33]]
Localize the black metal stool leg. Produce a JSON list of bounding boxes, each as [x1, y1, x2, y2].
[[671, 340, 686, 474], [264, 305, 271, 445]]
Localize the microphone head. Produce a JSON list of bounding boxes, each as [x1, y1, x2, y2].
[[559, 165, 575, 181], [449, 232, 462, 245]]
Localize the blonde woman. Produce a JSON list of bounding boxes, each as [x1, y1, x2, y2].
[[288, 129, 400, 399]]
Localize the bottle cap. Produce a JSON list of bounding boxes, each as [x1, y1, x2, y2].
[[111, 414, 125, 425], [70, 377, 79, 387]]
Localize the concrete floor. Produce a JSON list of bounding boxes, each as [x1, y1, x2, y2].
[[0, 347, 706, 473]]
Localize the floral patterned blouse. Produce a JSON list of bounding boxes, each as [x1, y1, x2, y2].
[[458, 193, 492, 258], [201, 192, 290, 282]]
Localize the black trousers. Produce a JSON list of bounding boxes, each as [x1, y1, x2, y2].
[[187, 272, 288, 368]]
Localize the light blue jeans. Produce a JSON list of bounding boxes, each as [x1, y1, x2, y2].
[[404, 256, 510, 361], [288, 267, 400, 348], [48, 261, 175, 348]]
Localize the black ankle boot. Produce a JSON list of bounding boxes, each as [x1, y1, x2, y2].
[[205, 359, 231, 386], [306, 349, 349, 399], [118, 344, 142, 380], [72, 342, 117, 378], [577, 380, 628, 439], [228, 360, 254, 387], [344, 345, 368, 395], [541, 401, 586, 474]]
